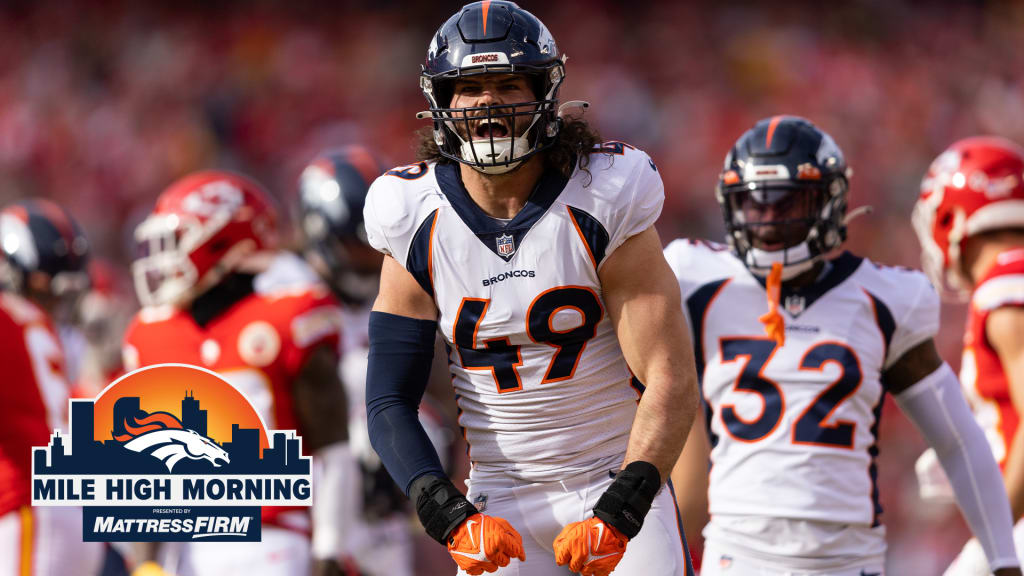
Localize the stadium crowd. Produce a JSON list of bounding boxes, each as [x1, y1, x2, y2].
[[1, 0, 1023, 572]]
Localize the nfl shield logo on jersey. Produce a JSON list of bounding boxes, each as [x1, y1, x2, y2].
[[784, 294, 806, 316], [496, 233, 515, 257]]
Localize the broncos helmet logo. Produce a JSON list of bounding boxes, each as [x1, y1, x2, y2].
[[114, 411, 230, 472]]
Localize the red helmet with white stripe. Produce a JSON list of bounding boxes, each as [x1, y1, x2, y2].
[[133, 171, 278, 308], [913, 136, 1024, 296]]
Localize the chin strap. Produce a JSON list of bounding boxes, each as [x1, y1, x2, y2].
[[758, 262, 786, 346]]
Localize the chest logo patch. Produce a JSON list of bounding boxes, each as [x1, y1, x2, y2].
[[237, 321, 281, 368], [784, 294, 806, 316], [496, 233, 516, 257]]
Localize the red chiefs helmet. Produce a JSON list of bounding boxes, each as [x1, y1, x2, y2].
[[132, 171, 278, 308], [913, 136, 1024, 296]]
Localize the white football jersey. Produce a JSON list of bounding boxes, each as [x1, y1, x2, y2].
[[664, 240, 938, 546], [364, 143, 662, 481]]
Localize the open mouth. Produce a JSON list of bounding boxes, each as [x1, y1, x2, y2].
[[757, 241, 786, 251], [473, 119, 510, 140]]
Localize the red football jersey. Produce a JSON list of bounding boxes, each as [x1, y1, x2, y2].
[[0, 293, 70, 516], [123, 272, 342, 530], [961, 247, 1024, 469]]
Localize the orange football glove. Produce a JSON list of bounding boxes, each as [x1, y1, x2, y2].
[[447, 513, 526, 575], [553, 517, 628, 576], [131, 562, 176, 576]]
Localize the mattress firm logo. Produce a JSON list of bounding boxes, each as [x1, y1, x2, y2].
[[31, 364, 311, 542]]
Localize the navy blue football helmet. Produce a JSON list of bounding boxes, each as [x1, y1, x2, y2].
[[297, 146, 385, 304], [419, 1, 565, 174], [716, 116, 852, 279], [0, 198, 91, 312]]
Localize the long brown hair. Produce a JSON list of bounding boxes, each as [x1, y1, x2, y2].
[[415, 117, 605, 182]]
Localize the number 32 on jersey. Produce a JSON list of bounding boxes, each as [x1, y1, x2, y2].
[[718, 337, 862, 449], [452, 286, 603, 393]]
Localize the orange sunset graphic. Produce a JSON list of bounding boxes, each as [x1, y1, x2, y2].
[[93, 364, 270, 454], [34, 362, 311, 544]]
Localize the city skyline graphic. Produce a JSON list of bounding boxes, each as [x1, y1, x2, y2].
[[91, 365, 270, 455], [35, 365, 308, 476]]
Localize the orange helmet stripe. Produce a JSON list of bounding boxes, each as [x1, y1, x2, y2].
[[765, 115, 784, 149], [35, 200, 76, 250], [482, 0, 491, 36], [343, 146, 383, 186]]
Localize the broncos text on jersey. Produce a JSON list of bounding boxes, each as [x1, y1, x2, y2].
[[363, 143, 663, 481], [664, 239, 939, 560]]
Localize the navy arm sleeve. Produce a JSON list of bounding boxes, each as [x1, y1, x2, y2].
[[366, 311, 447, 496]]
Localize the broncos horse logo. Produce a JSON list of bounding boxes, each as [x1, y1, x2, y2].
[[114, 411, 230, 472]]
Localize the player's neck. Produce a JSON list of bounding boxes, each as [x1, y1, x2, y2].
[[964, 229, 1024, 286], [188, 273, 255, 328], [781, 261, 826, 290], [459, 155, 545, 220]]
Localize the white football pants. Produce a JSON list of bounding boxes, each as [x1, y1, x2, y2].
[[700, 538, 885, 576], [457, 462, 692, 576]]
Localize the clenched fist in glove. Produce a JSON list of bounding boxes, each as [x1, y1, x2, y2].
[[553, 461, 661, 576], [553, 517, 628, 576], [448, 513, 527, 575], [410, 474, 526, 574]]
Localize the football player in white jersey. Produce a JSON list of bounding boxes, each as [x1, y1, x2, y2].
[[297, 146, 457, 576], [362, 2, 698, 575], [665, 116, 1021, 575]]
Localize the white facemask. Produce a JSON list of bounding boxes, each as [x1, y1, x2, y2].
[[457, 136, 532, 174], [450, 107, 545, 175], [744, 242, 818, 280]]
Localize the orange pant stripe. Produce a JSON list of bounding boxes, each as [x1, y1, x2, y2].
[[19, 506, 33, 576]]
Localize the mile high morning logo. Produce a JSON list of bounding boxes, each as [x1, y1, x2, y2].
[[32, 364, 311, 542]]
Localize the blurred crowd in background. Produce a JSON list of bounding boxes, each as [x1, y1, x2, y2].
[[2, 0, 1023, 571]]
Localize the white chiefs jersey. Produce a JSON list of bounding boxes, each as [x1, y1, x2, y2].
[[364, 143, 662, 481], [665, 240, 938, 555]]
